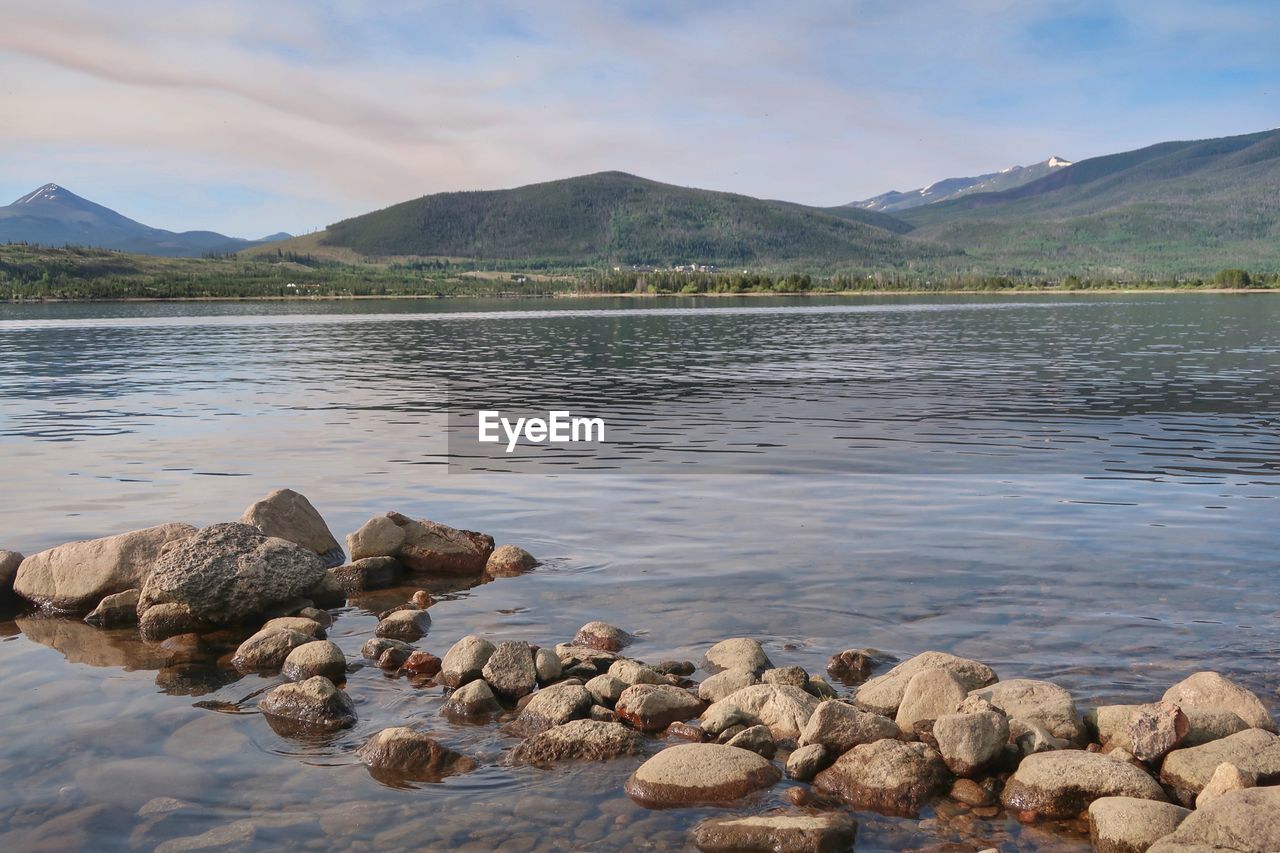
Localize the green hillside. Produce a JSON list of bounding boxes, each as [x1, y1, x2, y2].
[[900, 129, 1280, 276], [318, 171, 938, 269]]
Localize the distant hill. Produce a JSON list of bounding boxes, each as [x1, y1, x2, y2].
[[850, 157, 1072, 212], [0, 184, 291, 257], [313, 171, 940, 268], [898, 129, 1280, 275]]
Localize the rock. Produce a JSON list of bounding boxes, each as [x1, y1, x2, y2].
[[555, 642, 621, 671], [798, 699, 899, 754], [665, 720, 705, 741], [785, 743, 828, 781], [282, 640, 346, 682], [138, 602, 209, 640], [231, 627, 310, 671], [387, 512, 494, 575], [362, 636, 414, 660], [616, 684, 705, 732], [258, 676, 356, 730], [347, 515, 406, 561], [154, 820, 256, 853], [440, 635, 496, 687], [933, 710, 1009, 777], [950, 778, 995, 807], [586, 674, 627, 707], [572, 620, 630, 652], [896, 668, 969, 732], [0, 549, 22, 600], [260, 615, 325, 639], [589, 705, 618, 723], [1001, 750, 1167, 819], [375, 609, 429, 642], [826, 648, 884, 684], [482, 640, 538, 700], [704, 637, 772, 674], [724, 724, 775, 759], [402, 651, 442, 677], [1010, 717, 1069, 755], [1127, 701, 1189, 763], [708, 684, 820, 740], [701, 701, 761, 736], [855, 651, 997, 716], [690, 812, 858, 853], [655, 660, 696, 677], [534, 647, 561, 683], [357, 726, 475, 781], [508, 684, 594, 735], [1088, 797, 1191, 853], [138, 523, 326, 627], [443, 679, 502, 717], [1162, 671, 1277, 733], [1147, 787, 1280, 853], [1091, 705, 1249, 750], [378, 647, 412, 670], [296, 606, 331, 627], [83, 588, 140, 627], [762, 666, 810, 689], [1195, 762, 1255, 808], [968, 678, 1084, 743], [512, 719, 647, 765], [239, 488, 344, 567], [1159, 728, 1280, 806], [813, 739, 950, 817], [486, 544, 537, 575], [608, 659, 661, 686], [698, 668, 759, 703], [304, 570, 344, 608], [806, 676, 838, 700], [329, 557, 401, 592], [626, 743, 781, 807], [15, 522, 195, 612]]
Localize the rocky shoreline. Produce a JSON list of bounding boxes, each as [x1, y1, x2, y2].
[[1, 489, 1277, 852]]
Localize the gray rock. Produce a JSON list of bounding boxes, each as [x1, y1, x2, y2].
[[933, 710, 1008, 777], [608, 659, 661, 686], [507, 684, 593, 736], [0, 550, 22, 600], [785, 743, 828, 781], [260, 615, 325, 639], [346, 515, 406, 561], [813, 738, 950, 817], [258, 676, 356, 731], [625, 743, 781, 807], [1196, 762, 1255, 809], [231, 627, 311, 672], [440, 635, 497, 687], [485, 544, 537, 575], [534, 647, 562, 684], [357, 726, 475, 782], [724, 724, 775, 759], [896, 668, 969, 732], [1147, 787, 1280, 853], [698, 668, 759, 703], [362, 636, 414, 660], [1162, 671, 1277, 733], [374, 608, 429, 642], [704, 684, 819, 740], [138, 523, 326, 626], [15, 522, 195, 612], [700, 701, 761, 736], [798, 699, 899, 754], [329, 557, 401, 592], [84, 588, 140, 627], [968, 678, 1084, 743], [512, 719, 647, 765], [443, 679, 502, 717], [1159, 728, 1280, 806], [586, 674, 628, 707], [704, 637, 773, 674], [616, 684, 705, 732], [690, 811, 858, 853], [1002, 750, 1167, 819], [482, 640, 538, 699], [1011, 717, 1070, 755], [1088, 797, 1191, 853], [1127, 701, 1189, 763], [855, 651, 997, 717], [761, 666, 810, 688], [239, 488, 344, 567], [572, 620, 631, 652], [282, 640, 346, 682]]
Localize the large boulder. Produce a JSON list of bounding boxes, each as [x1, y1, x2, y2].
[[239, 489, 344, 568], [15, 523, 195, 612], [967, 678, 1084, 743], [258, 676, 356, 731], [895, 668, 969, 732], [512, 719, 647, 765], [625, 743, 781, 807], [616, 684, 705, 733], [812, 739, 949, 817], [690, 812, 858, 853], [137, 523, 326, 628], [854, 651, 997, 716], [356, 727, 475, 782], [798, 700, 899, 755], [1161, 671, 1276, 733], [348, 512, 493, 576], [933, 710, 1008, 777], [1091, 704, 1248, 750], [1088, 797, 1190, 853], [705, 684, 819, 740], [1158, 728, 1280, 806], [1147, 788, 1280, 853], [1001, 750, 1167, 819]]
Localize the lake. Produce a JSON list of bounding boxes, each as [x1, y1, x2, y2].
[[0, 293, 1277, 850]]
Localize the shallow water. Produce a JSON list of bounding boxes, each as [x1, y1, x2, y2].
[[0, 294, 1277, 851]]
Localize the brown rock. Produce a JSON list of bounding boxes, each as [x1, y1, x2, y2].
[[625, 743, 781, 807], [950, 778, 994, 807], [485, 544, 537, 576], [357, 726, 475, 782], [1002, 750, 1167, 819], [402, 651, 442, 677], [1127, 701, 1189, 763], [329, 557, 401, 592], [690, 811, 858, 853], [239, 488, 344, 567], [1162, 671, 1277, 733], [854, 651, 997, 716], [84, 588, 141, 627], [784, 743, 828, 781], [258, 676, 356, 731], [798, 699, 899, 754], [826, 648, 882, 684], [231, 626, 310, 672], [387, 512, 494, 575], [1159, 728, 1280, 806], [572, 620, 631, 652], [512, 719, 647, 765], [616, 684, 705, 733], [812, 738, 950, 817]]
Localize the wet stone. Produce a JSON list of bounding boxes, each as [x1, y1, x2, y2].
[[572, 621, 631, 652], [375, 608, 429, 642], [512, 719, 648, 765], [616, 684, 705, 733], [403, 651, 442, 677], [626, 743, 782, 807], [444, 679, 503, 718], [785, 743, 828, 781], [812, 739, 950, 817], [482, 641, 538, 700], [440, 635, 496, 687], [357, 726, 476, 782], [258, 676, 356, 731], [704, 637, 773, 674], [724, 724, 776, 759], [282, 640, 346, 683], [690, 811, 858, 853]]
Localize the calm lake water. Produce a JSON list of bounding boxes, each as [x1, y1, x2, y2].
[[0, 294, 1277, 851]]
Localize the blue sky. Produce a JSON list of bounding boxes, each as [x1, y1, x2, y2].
[[1, 0, 1276, 237]]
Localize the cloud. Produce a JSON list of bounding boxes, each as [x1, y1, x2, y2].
[[0, 0, 1275, 236]]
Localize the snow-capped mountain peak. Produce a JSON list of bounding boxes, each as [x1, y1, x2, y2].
[[1047, 156, 1072, 168], [13, 183, 68, 205]]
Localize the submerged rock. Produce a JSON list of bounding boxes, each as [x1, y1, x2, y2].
[[616, 684, 705, 732], [259, 676, 356, 731], [138, 602, 209, 641], [231, 627, 311, 672], [362, 637, 414, 661], [854, 651, 997, 717], [625, 743, 781, 807], [485, 544, 538, 576], [402, 651, 442, 677], [1159, 728, 1280, 806], [1161, 671, 1276, 733], [357, 726, 475, 782], [84, 588, 140, 627], [282, 640, 347, 682], [330, 557, 401, 592], [482, 641, 538, 700], [704, 638, 773, 674], [690, 811, 858, 853], [239, 488, 344, 568], [15, 522, 195, 613], [1001, 750, 1167, 819], [440, 635, 496, 687], [1147, 787, 1280, 853], [513, 719, 647, 765], [812, 739, 949, 817], [1088, 797, 1190, 853]]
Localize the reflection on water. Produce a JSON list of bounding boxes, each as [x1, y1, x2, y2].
[[0, 294, 1277, 850]]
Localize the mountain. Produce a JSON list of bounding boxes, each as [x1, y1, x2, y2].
[[308, 171, 937, 268], [0, 184, 290, 257], [898, 129, 1280, 275], [850, 157, 1073, 212]]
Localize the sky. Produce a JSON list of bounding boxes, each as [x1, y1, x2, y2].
[[1, 0, 1277, 237]]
